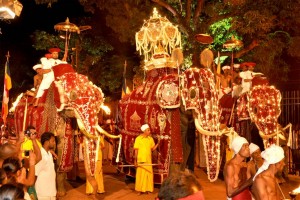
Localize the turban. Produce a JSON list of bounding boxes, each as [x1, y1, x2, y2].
[[249, 143, 260, 155], [253, 144, 284, 180], [231, 136, 248, 154], [49, 47, 61, 53], [33, 64, 42, 71], [240, 62, 256, 68], [222, 65, 230, 71], [45, 53, 52, 59], [141, 124, 150, 132], [233, 64, 240, 68]]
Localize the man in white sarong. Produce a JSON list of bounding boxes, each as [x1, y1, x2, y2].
[[34, 48, 67, 106]]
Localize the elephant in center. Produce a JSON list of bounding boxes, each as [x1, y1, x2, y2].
[[117, 52, 222, 183]]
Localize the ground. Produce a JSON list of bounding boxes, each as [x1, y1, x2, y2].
[[59, 161, 300, 200]]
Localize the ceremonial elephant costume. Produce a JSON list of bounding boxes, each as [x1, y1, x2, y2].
[[219, 75, 286, 149], [118, 53, 223, 183], [14, 63, 115, 195]]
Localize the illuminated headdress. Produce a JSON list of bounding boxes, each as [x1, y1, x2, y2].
[[135, 8, 182, 62]]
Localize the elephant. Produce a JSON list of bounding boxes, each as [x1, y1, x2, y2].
[[219, 74, 289, 151], [13, 63, 120, 196], [117, 52, 224, 183]]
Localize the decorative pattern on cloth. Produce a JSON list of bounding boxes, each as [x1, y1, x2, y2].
[[14, 86, 56, 138], [236, 93, 250, 121], [156, 74, 180, 108], [181, 68, 221, 182], [170, 109, 183, 162], [248, 85, 281, 136], [119, 67, 179, 184], [219, 94, 234, 125], [58, 119, 74, 172]]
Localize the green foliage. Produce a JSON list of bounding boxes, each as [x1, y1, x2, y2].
[[209, 18, 242, 51], [33, 0, 300, 90], [31, 30, 65, 51]]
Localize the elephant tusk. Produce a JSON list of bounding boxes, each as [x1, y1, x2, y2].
[[194, 119, 223, 136], [95, 125, 121, 139], [259, 131, 286, 140], [74, 110, 98, 139], [95, 125, 122, 163]]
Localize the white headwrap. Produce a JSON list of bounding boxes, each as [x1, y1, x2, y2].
[[253, 144, 285, 180], [249, 143, 260, 155], [233, 64, 240, 68], [222, 65, 231, 71], [33, 64, 42, 71], [141, 124, 150, 132], [231, 136, 248, 154]]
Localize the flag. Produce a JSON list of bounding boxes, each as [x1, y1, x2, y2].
[[2, 54, 12, 125]]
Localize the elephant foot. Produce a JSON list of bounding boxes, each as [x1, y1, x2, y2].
[[57, 191, 67, 197]]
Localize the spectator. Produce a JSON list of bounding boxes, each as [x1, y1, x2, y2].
[[2, 157, 34, 199], [35, 132, 56, 199], [157, 171, 205, 200], [0, 168, 7, 186], [0, 183, 24, 200]]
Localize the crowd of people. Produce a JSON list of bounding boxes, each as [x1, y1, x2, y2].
[[224, 136, 286, 200], [215, 62, 264, 100], [0, 126, 57, 200], [0, 122, 288, 200]]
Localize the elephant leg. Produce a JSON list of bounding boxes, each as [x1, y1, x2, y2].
[[186, 122, 196, 172], [56, 172, 67, 197], [179, 107, 195, 172]]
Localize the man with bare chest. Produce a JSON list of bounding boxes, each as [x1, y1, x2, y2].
[[247, 143, 264, 179], [252, 144, 285, 200], [224, 136, 253, 200], [218, 65, 232, 99]]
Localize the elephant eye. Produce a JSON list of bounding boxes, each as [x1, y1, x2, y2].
[[189, 88, 198, 99], [69, 90, 77, 101]]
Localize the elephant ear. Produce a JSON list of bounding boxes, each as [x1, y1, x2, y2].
[[171, 48, 183, 67]]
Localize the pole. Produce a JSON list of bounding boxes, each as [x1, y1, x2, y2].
[[22, 96, 28, 131], [62, 31, 68, 62]]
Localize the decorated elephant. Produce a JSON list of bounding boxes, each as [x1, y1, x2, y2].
[[13, 63, 120, 196], [219, 74, 290, 150], [117, 49, 227, 183]]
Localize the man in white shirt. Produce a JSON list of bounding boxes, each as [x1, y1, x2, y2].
[[34, 48, 67, 106], [35, 132, 57, 200]]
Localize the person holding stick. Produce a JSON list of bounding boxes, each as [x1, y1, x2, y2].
[[133, 124, 160, 195]]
